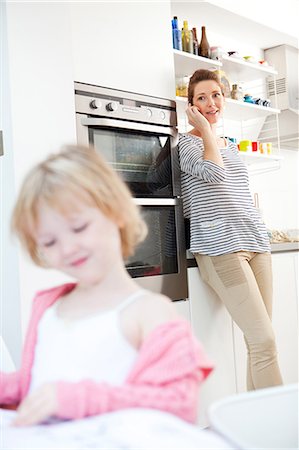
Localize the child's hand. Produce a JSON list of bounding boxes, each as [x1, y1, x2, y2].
[[13, 383, 58, 426]]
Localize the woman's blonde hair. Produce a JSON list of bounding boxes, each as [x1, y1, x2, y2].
[[11, 145, 147, 265]]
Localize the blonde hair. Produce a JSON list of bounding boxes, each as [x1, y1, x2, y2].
[[11, 145, 147, 265]]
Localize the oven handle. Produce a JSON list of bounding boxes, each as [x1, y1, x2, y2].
[[81, 117, 176, 137], [133, 198, 179, 206]]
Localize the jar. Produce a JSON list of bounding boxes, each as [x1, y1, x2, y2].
[[231, 84, 243, 101], [176, 76, 189, 97], [210, 46, 224, 60]]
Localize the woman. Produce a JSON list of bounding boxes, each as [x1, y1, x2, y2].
[[179, 69, 283, 390]]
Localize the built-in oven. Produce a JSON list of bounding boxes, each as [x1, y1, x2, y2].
[[75, 82, 187, 300]]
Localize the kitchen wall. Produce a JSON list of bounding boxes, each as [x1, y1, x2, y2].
[[2, 0, 298, 363], [0, 1, 22, 364], [2, 0, 174, 363]]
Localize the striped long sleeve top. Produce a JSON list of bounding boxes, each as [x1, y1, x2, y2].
[[179, 133, 270, 256]]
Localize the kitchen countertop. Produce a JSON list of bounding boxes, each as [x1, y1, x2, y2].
[[270, 242, 299, 253], [186, 242, 299, 268]]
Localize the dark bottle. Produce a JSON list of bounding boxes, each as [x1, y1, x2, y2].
[[192, 27, 199, 55], [199, 26, 210, 58]]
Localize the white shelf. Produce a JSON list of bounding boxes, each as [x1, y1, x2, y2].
[[175, 96, 280, 121], [224, 98, 280, 120], [173, 50, 278, 82], [221, 55, 278, 82], [238, 152, 283, 162], [173, 49, 221, 77]]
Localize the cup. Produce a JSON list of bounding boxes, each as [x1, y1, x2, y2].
[[239, 140, 252, 152], [266, 142, 272, 155], [252, 141, 259, 152], [259, 142, 267, 154]]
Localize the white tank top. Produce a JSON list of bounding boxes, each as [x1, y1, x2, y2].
[[29, 290, 146, 393]]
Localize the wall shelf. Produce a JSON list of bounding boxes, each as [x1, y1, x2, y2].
[[221, 54, 277, 82], [176, 96, 280, 121], [173, 49, 221, 77]]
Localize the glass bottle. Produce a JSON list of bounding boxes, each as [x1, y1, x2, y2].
[[199, 26, 210, 58], [182, 20, 193, 54], [192, 27, 199, 55], [172, 16, 182, 51]]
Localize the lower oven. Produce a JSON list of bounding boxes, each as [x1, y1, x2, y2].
[[75, 82, 187, 300]]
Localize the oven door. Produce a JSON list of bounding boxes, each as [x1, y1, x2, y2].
[[76, 115, 181, 198], [128, 199, 187, 301], [76, 114, 187, 300]]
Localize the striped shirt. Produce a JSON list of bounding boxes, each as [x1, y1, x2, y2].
[[179, 133, 270, 256]]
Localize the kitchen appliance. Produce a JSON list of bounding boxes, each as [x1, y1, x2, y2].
[[75, 82, 188, 300]]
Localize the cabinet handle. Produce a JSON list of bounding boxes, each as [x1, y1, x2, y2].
[[0, 131, 3, 157]]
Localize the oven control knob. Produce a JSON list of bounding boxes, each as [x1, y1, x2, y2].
[[89, 99, 101, 109], [145, 108, 152, 118], [159, 111, 166, 120], [106, 101, 118, 112]]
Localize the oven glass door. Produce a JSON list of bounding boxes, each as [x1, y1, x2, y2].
[[89, 126, 175, 198], [126, 202, 187, 300], [126, 205, 177, 277]]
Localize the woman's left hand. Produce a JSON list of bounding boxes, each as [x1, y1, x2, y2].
[[13, 383, 58, 426]]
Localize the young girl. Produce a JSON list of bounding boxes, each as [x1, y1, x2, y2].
[[179, 69, 283, 391], [0, 145, 214, 431]]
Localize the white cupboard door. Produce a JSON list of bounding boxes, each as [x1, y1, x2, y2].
[[187, 267, 237, 428], [173, 299, 191, 322]]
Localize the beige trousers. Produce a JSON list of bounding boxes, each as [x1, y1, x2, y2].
[[195, 251, 283, 390]]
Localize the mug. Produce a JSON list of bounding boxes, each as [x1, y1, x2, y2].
[[239, 140, 252, 152], [252, 141, 259, 152]]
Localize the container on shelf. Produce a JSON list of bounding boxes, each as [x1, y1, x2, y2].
[[182, 20, 193, 54], [171, 16, 182, 51], [176, 75, 189, 97], [231, 84, 243, 101], [192, 27, 199, 55], [239, 140, 252, 152], [215, 70, 231, 98], [210, 46, 225, 61], [198, 26, 210, 58], [251, 141, 259, 152]]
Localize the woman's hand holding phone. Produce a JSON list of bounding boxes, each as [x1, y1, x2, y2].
[[186, 104, 210, 134]]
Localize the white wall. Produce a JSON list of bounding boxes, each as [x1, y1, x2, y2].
[[3, 1, 174, 358], [0, 1, 22, 365], [4, 2, 77, 356], [249, 148, 299, 230]]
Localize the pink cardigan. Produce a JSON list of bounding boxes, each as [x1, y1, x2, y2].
[[0, 284, 213, 423]]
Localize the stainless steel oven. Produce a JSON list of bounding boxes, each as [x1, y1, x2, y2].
[[75, 82, 187, 300]]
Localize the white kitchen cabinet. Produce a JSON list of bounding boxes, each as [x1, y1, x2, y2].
[[188, 250, 298, 425], [173, 299, 191, 322], [69, 2, 175, 99], [233, 251, 299, 393], [187, 267, 237, 427]]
